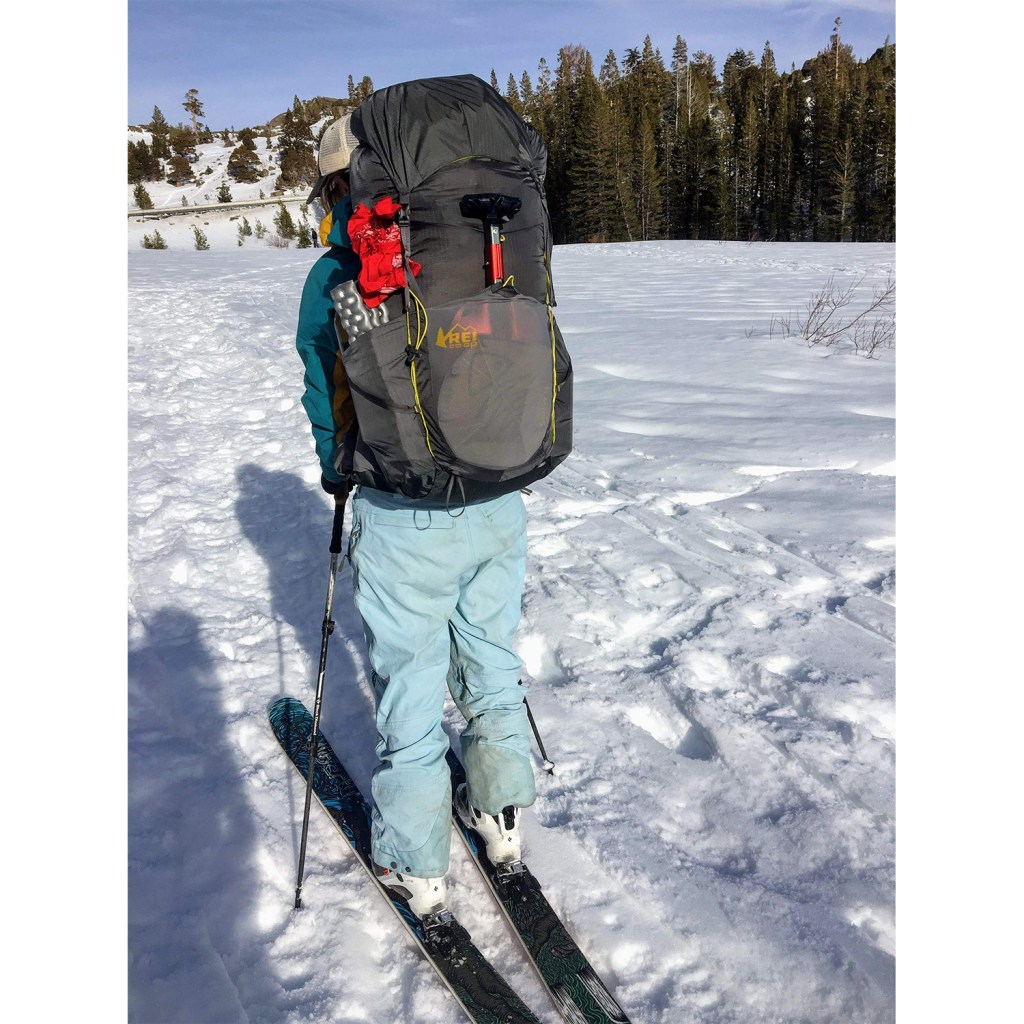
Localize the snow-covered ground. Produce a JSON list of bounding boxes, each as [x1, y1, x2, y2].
[[127, 238, 895, 1023]]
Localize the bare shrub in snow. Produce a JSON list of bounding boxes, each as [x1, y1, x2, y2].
[[770, 273, 895, 356]]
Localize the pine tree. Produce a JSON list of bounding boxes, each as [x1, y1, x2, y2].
[[192, 225, 211, 250], [519, 71, 534, 123], [167, 154, 193, 185], [754, 41, 783, 239], [347, 76, 374, 104], [598, 49, 638, 241], [133, 183, 154, 209], [532, 57, 554, 142], [169, 125, 197, 160], [505, 74, 523, 115], [833, 128, 856, 241], [546, 48, 574, 241], [804, 18, 857, 239], [635, 116, 663, 240], [619, 37, 669, 239], [548, 46, 609, 243], [860, 42, 895, 241], [149, 106, 171, 160], [671, 36, 689, 136], [141, 230, 167, 249], [276, 96, 317, 188], [721, 48, 757, 238], [217, 181, 232, 203], [128, 140, 161, 183], [572, 53, 615, 242], [183, 89, 205, 137], [666, 36, 693, 237], [686, 52, 725, 239], [228, 141, 262, 183], [273, 202, 297, 239], [739, 93, 760, 238]]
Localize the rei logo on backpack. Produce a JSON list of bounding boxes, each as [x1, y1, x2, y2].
[[332, 74, 573, 506]]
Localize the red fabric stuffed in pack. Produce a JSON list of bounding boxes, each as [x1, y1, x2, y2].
[[347, 196, 422, 308]]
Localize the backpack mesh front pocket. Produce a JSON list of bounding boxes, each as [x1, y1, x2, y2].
[[424, 290, 556, 475]]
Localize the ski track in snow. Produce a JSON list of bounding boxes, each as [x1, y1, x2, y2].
[[128, 240, 895, 1024]]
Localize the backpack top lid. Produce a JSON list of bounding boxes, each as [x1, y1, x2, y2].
[[349, 74, 547, 199]]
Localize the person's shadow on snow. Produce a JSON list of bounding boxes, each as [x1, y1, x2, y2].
[[233, 465, 376, 783], [128, 607, 270, 1023]]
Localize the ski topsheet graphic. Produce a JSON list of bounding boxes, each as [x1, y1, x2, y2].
[[448, 748, 632, 1024], [269, 697, 541, 1024]]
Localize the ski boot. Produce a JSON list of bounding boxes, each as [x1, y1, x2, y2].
[[455, 784, 525, 878], [373, 864, 450, 927]]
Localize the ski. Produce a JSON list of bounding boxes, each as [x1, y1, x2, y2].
[[269, 697, 542, 1024], [448, 750, 632, 1024]]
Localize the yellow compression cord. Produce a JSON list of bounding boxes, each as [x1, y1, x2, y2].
[[407, 291, 435, 458], [545, 260, 558, 443]]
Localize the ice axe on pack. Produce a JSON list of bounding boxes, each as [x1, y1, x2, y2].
[[460, 193, 522, 285]]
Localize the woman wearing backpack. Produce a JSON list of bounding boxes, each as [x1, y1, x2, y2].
[[295, 113, 536, 921]]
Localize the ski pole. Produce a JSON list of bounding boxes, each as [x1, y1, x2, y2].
[[524, 696, 555, 775], [294, 491, 349, 909]]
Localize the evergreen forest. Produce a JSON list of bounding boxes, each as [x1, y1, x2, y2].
[[520, 24, 895, 244], [129, 22, 895, 244]]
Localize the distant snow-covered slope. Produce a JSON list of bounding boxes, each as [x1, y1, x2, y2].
[[128, 119, 333, 250]]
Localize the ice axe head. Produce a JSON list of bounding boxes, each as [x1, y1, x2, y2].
[[460, 194, 522, 285], [459, 193, 522, 225]]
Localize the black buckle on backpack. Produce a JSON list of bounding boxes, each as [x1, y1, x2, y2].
[[404, 345, 421, 367]]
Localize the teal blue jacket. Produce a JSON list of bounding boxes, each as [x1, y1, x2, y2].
[[295, 196, 360, 484]]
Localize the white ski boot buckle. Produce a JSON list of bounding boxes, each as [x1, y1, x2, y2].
[[374, 863, 448, 920], [455, 783, 524, 864]]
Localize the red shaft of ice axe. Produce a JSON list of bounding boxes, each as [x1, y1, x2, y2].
[[487, 225, 505, 284], [460, 193, 522, 286]]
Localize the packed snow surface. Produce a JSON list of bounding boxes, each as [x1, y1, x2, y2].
[[128, 238, 896, 1023]]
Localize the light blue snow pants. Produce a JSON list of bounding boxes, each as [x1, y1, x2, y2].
[[348, 486, 537, 877]]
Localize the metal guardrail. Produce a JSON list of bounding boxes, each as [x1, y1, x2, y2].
[[127, 193, 310, 219]]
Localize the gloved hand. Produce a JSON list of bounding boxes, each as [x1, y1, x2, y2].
[[321, 474, 351, 505]]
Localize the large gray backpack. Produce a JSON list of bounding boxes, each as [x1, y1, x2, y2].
[[333, 74, 573, 505]]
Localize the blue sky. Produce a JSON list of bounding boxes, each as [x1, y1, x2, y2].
[[128, 0, 897, 129]]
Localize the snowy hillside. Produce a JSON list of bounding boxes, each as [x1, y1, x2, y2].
[[128, 124, 328, 250], [128, 238, 895, 1023]]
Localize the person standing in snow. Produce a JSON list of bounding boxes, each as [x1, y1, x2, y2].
[[295, 113, 536, 920]]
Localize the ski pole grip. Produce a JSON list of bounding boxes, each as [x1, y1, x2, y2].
[[330, 499, 346, 554]]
